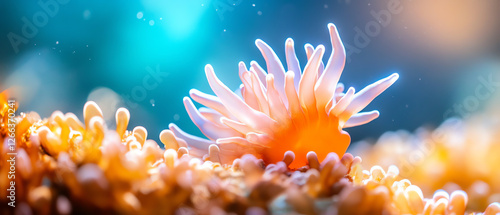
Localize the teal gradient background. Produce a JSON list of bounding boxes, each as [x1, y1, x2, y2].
[[1, 0, 499, 145]]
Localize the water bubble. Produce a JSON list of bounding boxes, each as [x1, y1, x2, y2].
[[173, 114, 180, 121], [149, 20, 155, 26], [257, 11, 262, 16], [137, 12, 143, 19]]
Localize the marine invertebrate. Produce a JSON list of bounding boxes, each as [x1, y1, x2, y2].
[[170, 23, 399, 168]]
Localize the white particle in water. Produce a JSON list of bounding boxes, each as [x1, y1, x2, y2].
[[149, 20, 155, 26], [83, 10, 91, 20], [257, 11, 262, 15], [173, 114, 180, 121], [137, 12, 143, 19]]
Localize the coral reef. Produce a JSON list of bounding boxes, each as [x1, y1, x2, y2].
[[1, 23, 499, 215], [350, 104, 500, 212], [1, 96, 499, 214]]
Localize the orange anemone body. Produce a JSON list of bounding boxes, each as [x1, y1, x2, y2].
[[262, 115, 351, 169]]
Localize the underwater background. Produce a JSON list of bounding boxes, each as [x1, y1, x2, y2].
[[1, 0, 500, 145]]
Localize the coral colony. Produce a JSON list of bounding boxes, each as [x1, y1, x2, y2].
[[1, 24, 500, 214]]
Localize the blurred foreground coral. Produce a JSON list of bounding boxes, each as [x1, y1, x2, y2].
[[351, 94, 500, 213], [1, 93, 499, 214]]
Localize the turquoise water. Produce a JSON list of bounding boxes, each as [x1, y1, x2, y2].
[[1, 0, 499, 145]]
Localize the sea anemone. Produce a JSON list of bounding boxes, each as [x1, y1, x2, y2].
[[170, 23, 399, 168]]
